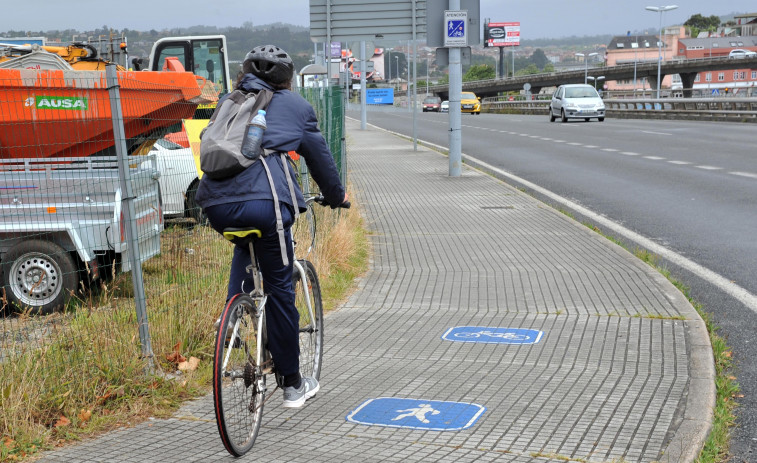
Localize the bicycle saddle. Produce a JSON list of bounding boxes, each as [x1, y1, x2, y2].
[[222, 227, 262, 247]]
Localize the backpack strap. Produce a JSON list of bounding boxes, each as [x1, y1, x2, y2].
[[281, 153, 300, 222], [260, 155, 290, 267], [258, 151, 302, 268], [247, 89, 274, 123]]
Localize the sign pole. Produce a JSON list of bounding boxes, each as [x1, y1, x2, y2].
[[360, 40, 367, 129], [412, 0, 418, 150], [447, 0, 463, 177]]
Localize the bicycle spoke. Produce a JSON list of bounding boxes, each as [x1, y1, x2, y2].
[[294, 260, 323, 380], [213, 294, 266, 456]]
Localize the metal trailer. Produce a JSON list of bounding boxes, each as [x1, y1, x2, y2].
[[0, 155, 163, 315]]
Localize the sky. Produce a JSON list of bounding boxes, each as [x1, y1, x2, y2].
[[3, 1, 756, 40]]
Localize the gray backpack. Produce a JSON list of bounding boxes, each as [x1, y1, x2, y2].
[[199, 88, 273, 179], [199, 88, 300, 266]]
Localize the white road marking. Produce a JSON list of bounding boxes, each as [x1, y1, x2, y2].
[[730, 171, 757, 179], [602, 148, 619, 152], [696, 165, 722, 170], [621, 152, 640, 156], [584, 145, 599, 149], [668, 161, 691, 165], [642, 130, 673, 136], [644, 156, 666, 160]]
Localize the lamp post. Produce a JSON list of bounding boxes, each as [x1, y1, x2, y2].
[[426, 56, 429, 95], [395, 55, 399, 92], [575, 52, 598, 84], [633, 36, 638, 95], [645, 5, 678, 99], [587, 75, 605, 91]]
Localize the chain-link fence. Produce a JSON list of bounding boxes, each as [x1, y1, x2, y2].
[[1, 66, 346, 446], [300, 86, 345, 183]]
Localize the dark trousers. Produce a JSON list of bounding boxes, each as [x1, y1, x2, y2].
[[205, 199, 299, 377]]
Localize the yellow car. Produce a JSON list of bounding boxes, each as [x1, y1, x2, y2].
[[460, 92, 481, 115]]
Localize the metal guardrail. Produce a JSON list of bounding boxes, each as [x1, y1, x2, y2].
[[482, 97, 757, 123]]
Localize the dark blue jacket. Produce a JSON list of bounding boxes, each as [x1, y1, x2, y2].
[[195, 74, 345, 212]]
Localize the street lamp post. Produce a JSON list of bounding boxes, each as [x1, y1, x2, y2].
[[633, 36, 638, 95], [426, 57, 429, 95], [575, 52, 598, 84], [395, 55, 399, 92], [645, 5, 678, 99], [587, 75, 606, 90]]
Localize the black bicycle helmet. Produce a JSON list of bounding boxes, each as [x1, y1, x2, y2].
[[243, 45, 294, 85]]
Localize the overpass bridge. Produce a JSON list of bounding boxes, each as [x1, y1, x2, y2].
[[402, 55, 757, 99]]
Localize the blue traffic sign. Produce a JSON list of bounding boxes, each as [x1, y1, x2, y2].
[[346, 398, 486, 431], [442, 326, 544, 344], [448, 20, 465, 38]]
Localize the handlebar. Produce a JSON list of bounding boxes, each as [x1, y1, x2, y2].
[[311, 195, 351, 209]]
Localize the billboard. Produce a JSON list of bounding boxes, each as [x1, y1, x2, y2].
[[484, 22, 520, 47], [0, 37, 46, 46], [366, 88, 393, 105]]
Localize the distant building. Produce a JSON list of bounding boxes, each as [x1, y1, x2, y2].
[[676, 36, 757, 94], [731, 13, 757, 36], [604, 27, 685, 93]]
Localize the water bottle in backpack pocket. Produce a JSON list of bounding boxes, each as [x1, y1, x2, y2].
[[241, 110, 267, 160]]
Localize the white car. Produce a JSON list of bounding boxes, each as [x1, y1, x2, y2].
[[440, 100, 449, 112], [728, 49, 757, 59], [549, 84, 605, 122], [151, 138, 203, 222]]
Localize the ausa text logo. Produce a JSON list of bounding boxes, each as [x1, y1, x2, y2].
[[25, 96, 88, 110]]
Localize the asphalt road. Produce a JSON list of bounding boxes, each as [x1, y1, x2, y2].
[[350, 107, 757, 461]]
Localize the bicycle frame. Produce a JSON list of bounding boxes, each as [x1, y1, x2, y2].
[[223, 199, 319, 377]]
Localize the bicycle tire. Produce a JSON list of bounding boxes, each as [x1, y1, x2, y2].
[[293, 259, 324, 380], [213, 293, 266, 456]]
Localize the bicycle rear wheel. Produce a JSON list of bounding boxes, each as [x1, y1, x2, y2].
[[293, 259, 324, 380], [213, 294, 266, 456]]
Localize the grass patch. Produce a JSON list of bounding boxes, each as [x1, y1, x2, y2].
[[0, 185, 370, 461]]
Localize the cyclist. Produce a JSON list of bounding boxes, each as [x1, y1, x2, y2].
[[195, 44, 349, 408]]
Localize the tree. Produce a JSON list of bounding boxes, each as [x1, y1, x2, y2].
[[463, 64, 495, 81], [530, 49, 549, 70], [515, 64, 540, 76], [684, 13, 720, 36], [684, 14, 721, 30]]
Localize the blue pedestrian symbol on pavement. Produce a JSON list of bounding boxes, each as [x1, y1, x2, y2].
[[346, 398, 485, 431], [442, 326, 543, 344], [448, 20, 465, 38]]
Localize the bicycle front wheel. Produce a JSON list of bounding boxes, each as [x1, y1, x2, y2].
[[294, 259, 324, 380], [213, 294, 265, 457]]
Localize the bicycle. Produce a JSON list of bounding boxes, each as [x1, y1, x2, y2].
[[212, 194, 347, 456]]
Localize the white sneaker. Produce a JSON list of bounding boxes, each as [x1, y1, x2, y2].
[[282, 377, 320, 408]]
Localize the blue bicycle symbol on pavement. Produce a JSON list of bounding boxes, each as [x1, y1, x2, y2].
[[442, 326, 544, 344]]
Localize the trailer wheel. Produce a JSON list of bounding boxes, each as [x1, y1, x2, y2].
[[1, 239, 78, 315]]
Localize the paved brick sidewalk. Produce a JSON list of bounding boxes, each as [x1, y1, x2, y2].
[[39, 119, 714, 462]]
